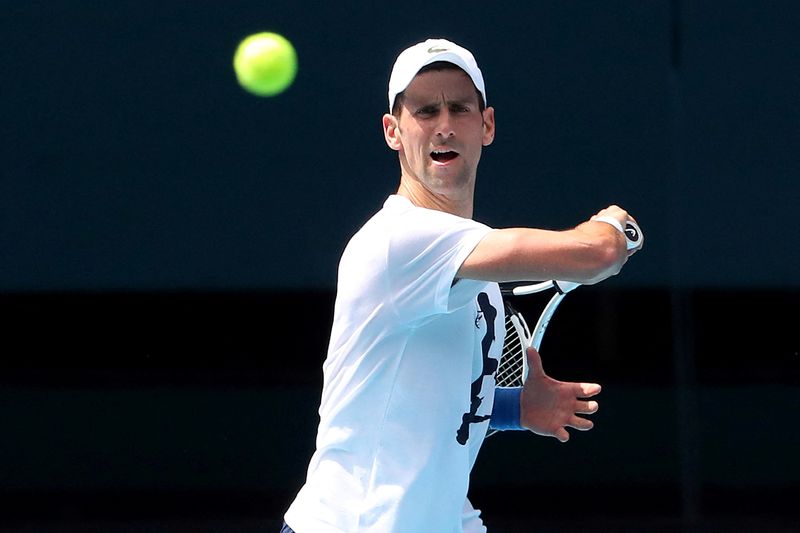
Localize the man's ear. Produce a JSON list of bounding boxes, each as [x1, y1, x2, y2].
[[383, 113, 402, 151], [482, 106, 495, 146]]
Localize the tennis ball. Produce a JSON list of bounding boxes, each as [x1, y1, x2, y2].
[[233, 32, 297, 97]]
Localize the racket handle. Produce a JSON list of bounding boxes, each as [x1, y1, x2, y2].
[[625, 220, 643, 250], [593, 215, 643, 250]]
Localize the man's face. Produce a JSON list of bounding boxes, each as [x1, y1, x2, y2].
[[385, 68, 495, 198]]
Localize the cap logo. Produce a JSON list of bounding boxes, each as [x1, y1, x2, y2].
[[427, 46, 449, 53]]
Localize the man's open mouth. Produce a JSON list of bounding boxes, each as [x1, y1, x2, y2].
[[431, 150, 458, 163]]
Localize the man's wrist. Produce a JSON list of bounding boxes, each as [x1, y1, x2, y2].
[[592, 215, 625, 234], [489, 387, 523, 431]]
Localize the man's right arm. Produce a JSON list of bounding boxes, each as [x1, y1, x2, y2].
[[457, 205, 637, 285]]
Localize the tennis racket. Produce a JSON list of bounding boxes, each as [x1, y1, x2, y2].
[[487, 220, 642, 437], [494, 220, 643, 387]]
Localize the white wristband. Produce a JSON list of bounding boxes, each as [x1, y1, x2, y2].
[[592, 215, 625, 234]]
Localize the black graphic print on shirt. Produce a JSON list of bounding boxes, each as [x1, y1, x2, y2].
[[456, 292, 498, 445]]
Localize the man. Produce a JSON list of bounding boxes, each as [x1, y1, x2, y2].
[[282, 38, 641, 532]]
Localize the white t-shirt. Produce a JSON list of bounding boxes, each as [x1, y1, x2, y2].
[[285, 195, 504, 532]]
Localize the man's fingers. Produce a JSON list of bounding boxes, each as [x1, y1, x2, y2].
[[578, 382, 601, 397], [525, 346, 545, 377], [575, 399, 599, 415], [568, 416, 595, 432]]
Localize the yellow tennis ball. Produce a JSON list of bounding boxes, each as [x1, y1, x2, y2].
[[233, 32, 297, 97]]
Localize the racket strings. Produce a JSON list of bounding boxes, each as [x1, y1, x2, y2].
[[496, 312, 527, 387]]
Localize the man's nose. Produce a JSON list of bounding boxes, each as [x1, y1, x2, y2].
[[435, 110, 455, 138]]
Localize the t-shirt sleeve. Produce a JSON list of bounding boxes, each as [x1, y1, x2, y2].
[[386, 209, 493, 321]]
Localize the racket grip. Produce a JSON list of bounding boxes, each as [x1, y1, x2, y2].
[[593, 215, 643, 250], [625, 220, 643, 250]]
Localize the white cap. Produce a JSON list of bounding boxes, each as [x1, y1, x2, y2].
[[387, 38, 487, 112]]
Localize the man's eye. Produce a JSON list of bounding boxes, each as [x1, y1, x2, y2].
[[416, 106, 438, 116]]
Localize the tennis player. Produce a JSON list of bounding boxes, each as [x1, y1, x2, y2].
[[282, 38, 641, 532]]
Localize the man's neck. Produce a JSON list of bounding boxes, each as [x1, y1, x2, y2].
[[396, 178, 474, 219]]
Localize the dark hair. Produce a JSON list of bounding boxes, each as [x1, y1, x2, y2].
[[391, 61, 486, 117]]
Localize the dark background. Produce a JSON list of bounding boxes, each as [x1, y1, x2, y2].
[[2, 1, 798, 531]]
